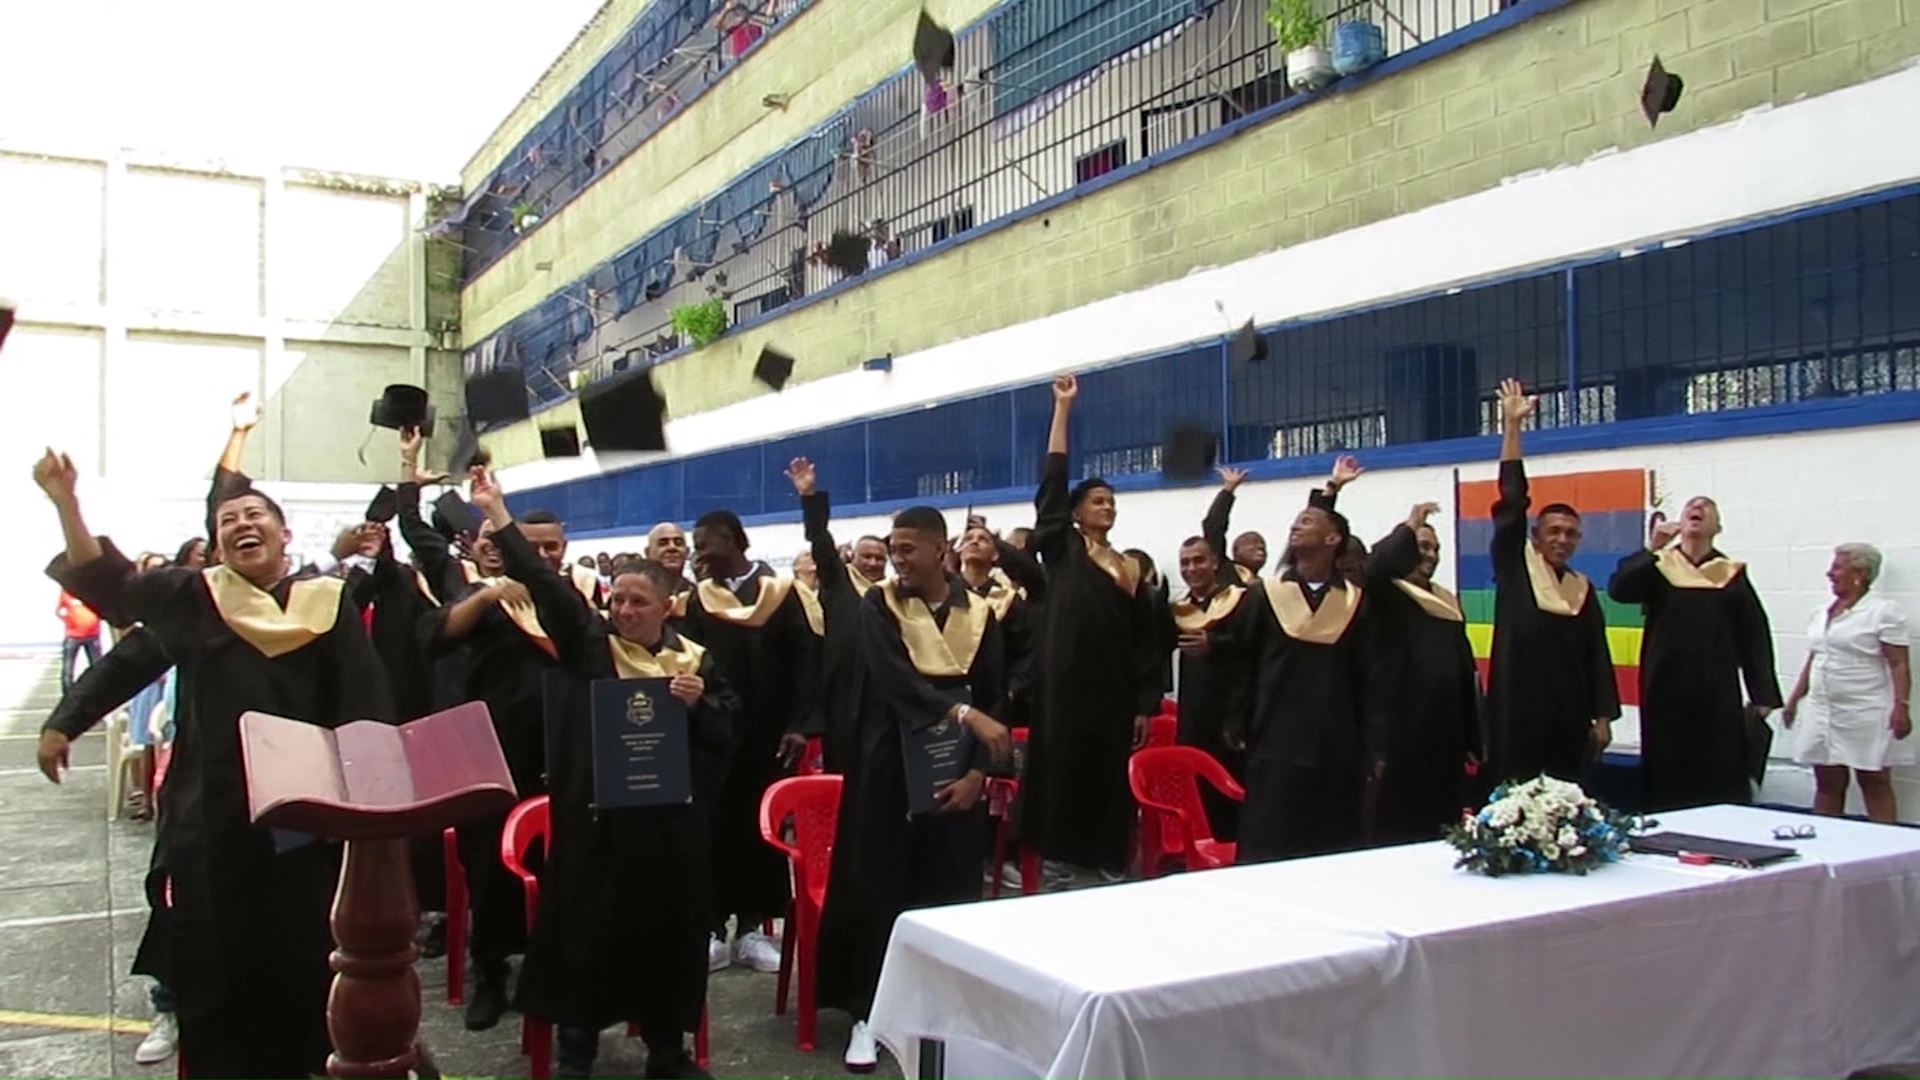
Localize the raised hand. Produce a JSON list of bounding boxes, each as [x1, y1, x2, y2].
[[1330, 454, 1365, 489], [32, 449, 77, 504], [1406, 501, 1441, 529], [1497, 378, 1537, 428], [231, 392, 261, 432], [399, 425, 423, 462], [1647, 512, 1681, 551], [468, 466, 505, 519], [1052, 372, 1078, 404], [785, 456, 816, 496], [1216, 466, 1248, 492]]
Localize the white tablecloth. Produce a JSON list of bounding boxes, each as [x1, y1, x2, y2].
[[869, 806, 1920, 1079]]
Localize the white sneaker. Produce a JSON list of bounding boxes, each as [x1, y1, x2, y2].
[[734, 928, 782, 974], [998, 863, 1024, 891], [844, 1019, 879, 1072], [135, 1012, 178, 1064], [707, 933, 731, 972]]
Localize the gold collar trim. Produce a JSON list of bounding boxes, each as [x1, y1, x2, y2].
[[696, 574, 793, 628], [1393, 578, 1464, 622], [1086, 537, 1141, 596], [1263, 578, 1361, 645], [1524, 543, 1590, 617], [1172, 585, 1245, 631], [1655, 548, 1744, 590], [882, 580, 989, 678], [607, 632, 705, 678], [794, 580, 826, 636], [204, 567, 342, 658]]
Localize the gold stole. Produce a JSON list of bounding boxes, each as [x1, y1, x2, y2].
[[1654, 548, 1744, 590], [460, 559, 480, 584], [1172, 585, 1245, 632], [476, 577, 556, 658], [848, 569, 877, 597], [607, 633, 705, 678], [881, 580, 990, 677], [1234, 563, 1255, 585], [203, 567, 344, 658], [1392, 578, 1465, 622], [1085, 537, 1141, 596], [794, 580, 826, 636], [1262, 578, 1362, 645], [964, 568, 1021, 621], [1523, 543, 1591, 617], [569, 564, 602, 605], [667, 588, 690, 620], [695, 574, 794, 628], [413, 568, 439, 604]]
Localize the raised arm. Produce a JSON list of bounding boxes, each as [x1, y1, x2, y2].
[[1489, 379, 1537, 577], [35, 452, 190, 629], [1312, 454, 1364, 512], [39, 627, 173, 781], [1032, 374, 1078, 564], [1365, 503, 1437, 584], [787, 458, 848, 597], [207, 393, 260, 540], [1202, 468, 1242, 577], [992, 536, 1047, 601], [1607, 516, 1679, 604], [472, 468, 593, 665]]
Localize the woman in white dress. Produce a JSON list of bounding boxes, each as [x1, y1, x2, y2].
[[1783, 543, 1912, 822]]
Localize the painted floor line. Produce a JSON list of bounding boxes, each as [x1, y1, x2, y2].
[[0, 1008, 149, 1034], [0, 908, 144, 931], [0, 764, 107, 777]]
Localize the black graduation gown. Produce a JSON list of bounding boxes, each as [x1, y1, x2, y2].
[[397, 481, 470, 712], [44, 624, 171, 740], [50, 539, 394, 1079], [1608, 548, 1782, 811], [1484, 460, 1622, 784], [1022, 453, 1163, 873], [801, 490, 872, 775], [817, 581, 1003, 1019], [1364, 525, 1483, 843], [1236, 573, 1379, 863], [684, 566, 815, 922], [1171, 583, 1257, 843], [361, 546, 437, 722], [492, 524, 738, 1034]]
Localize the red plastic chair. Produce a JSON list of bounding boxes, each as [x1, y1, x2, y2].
[[500, 795, 710, 1078], [797, 735, 825, 777], [759, 774, 842, 1051], [1147, 713, 1177, 747], [987, 727, 1040, 899], [1129, 746, 1244, 877], [442, 827, 466, 1005]]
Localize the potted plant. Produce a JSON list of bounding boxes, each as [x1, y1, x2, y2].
[[1268, 0, 1333, 92], [1332, 17, 1386, 76], [509, 200, 542, 234], [669, 298, 728, 347]]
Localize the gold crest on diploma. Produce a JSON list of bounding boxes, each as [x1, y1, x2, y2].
[[626, 690, 656, 729]]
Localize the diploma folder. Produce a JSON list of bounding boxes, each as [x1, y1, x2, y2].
[[1629, 831, 1799, 869], [589, 677, 693, 809], [900, 697, 975, 816]]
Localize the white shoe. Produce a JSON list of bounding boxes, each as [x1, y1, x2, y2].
[[844, 1019, 878, 1072], [998, 863, 1024, 891], [707, 933, 731, 972], [135, 1012, 178, 1064], [734, 928, 782, 974]]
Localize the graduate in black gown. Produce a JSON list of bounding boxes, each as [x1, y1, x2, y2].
[[645, 522, 696, 628], [424, 503, 579, 1029], [816, 506, 1012, 1072], [956, 519, 1041, 728], [36, 449, 394, 1079], [470, 472, 727, 1080], [684, 510, 815, 974], [1363, 501, 1483, 842], [786, 457, 885, 775], [1233, 492, 1380, 862], [1607, 496, 1782, 810], [1021, 373, 1165, 876], [1483, 378, 1621, 785]]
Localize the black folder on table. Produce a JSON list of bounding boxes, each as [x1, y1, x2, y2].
[[1630, 831, 1799, 869], [900, 694, 976, 816], [588, 677, 692, 809]]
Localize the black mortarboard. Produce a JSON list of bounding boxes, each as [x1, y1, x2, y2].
[[0, 299, 14, 354], [1229, 318, 1268, 364], [433, 490, 481, 539], [1641, 56, 1682, 128], [824, 229, 870, 276], [580, 368, 668, 453], [540, 424, 583, 458], [365, 485, 399, 524], [369, 384, 430, 430], [465, 367, 531, 426], [1162, 424, 1216, 481], [754, 345, 795, 392], [913, 10, 956, 84]]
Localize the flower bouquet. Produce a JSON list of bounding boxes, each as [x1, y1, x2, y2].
[[1445, 775, 1635, 877]]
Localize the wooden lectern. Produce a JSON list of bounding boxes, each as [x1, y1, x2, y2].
[[240, 702, 517, 1080]]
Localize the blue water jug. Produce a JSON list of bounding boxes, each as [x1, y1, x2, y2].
[[1332, 21, 1385, 75]]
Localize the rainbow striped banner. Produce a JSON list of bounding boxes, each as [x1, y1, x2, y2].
[[1455, 468, 1648, 708]]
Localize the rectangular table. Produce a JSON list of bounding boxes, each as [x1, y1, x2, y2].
[[869, 805, 1920, 1079]]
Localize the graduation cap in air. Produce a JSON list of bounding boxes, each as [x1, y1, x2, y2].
[[1229, 318, 1268, 364], [1640, 56, 1683, 128], [912, 10, 956, 84], [540, 424, 583, 459], [823, 229, 871, 276], [1162, 424, 1217, 482], [0, 298, 15, 355], [433, 490, 482, 540], [754, 344, 796, 392], [579, 367, 669, 453], [447, 425, 485, 477], [364, 485, 399, 524], [465, 367, 531, 426], [369, 384, 437, 437]]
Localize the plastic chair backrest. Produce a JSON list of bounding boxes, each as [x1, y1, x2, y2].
[[1129, 746, 1243, 858], [798, 736, 825, 777], [759, 775, 842, 908], [500, 794, 551, 886], [1147, 713, 1177, 748]]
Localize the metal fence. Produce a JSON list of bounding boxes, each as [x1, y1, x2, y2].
[[468, 0, 1511, 408], [503, 187, 1920, 532]]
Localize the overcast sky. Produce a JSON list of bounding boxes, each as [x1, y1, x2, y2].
[[0, 0, 610, 182]]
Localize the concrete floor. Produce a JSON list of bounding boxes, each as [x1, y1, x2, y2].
[[0, 651, 900, 1080]]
